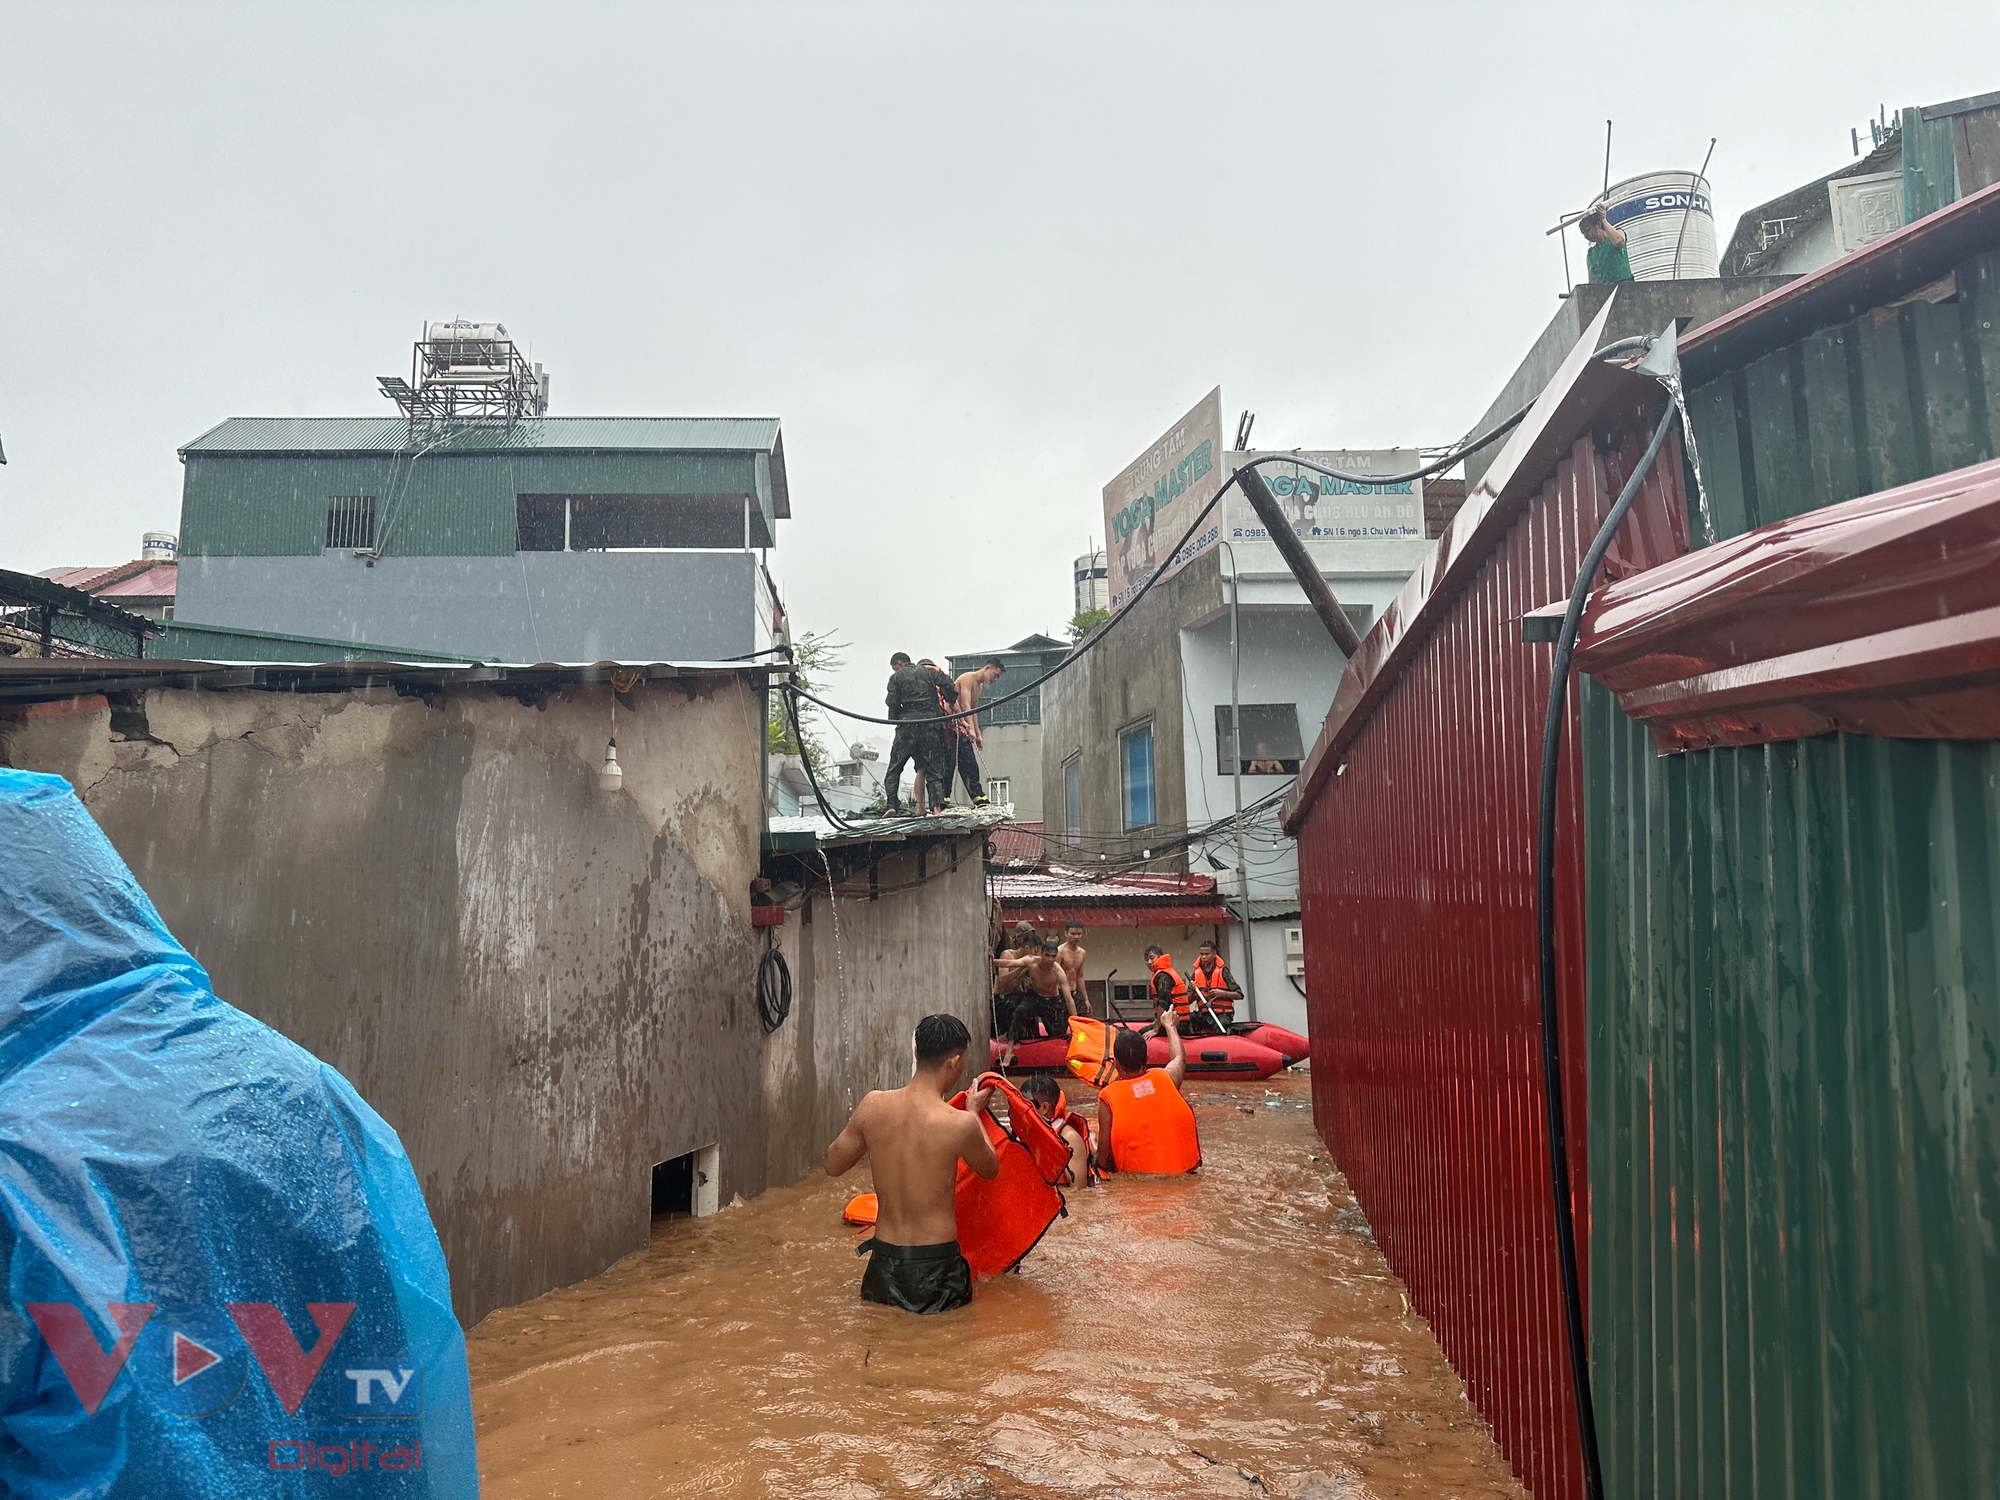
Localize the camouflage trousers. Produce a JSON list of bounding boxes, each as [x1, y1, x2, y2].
[[884, 722, 953, 809]]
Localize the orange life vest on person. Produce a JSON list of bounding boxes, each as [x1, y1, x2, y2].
[[1046, 1096, 1096, 1185], [1099, 1067, 1202, 1175], [946, 1072, 1069, 1277], [1150, 953, 1191, 1021], [1189, 955, 1236, 1021]]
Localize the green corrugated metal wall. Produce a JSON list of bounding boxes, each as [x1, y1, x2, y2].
[[1684, 247, 2000, 543], [1583, 682, 2000, 1500], [1903, 104, 1963, 222], [180, 450, 767, 558]]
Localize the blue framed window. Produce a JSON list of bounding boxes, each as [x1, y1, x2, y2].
[[1120, 721, 1155, 829]]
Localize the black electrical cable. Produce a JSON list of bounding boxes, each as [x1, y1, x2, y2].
[[756, 939, 793, 1032], [783, 685, 864, 832], [787, 399, 1561, 735], [788, 338, 1653, 738], [1535, 391, 1679, 1500]]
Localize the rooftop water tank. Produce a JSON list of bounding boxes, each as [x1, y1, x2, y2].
[[1603, 171, 1718, 280], [141, 531, 178, 561], [1073, 548, 1108, 614], [425, 320, 510, 344]]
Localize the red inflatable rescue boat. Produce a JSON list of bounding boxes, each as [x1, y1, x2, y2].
[[992, 1022, 1288, 1080]]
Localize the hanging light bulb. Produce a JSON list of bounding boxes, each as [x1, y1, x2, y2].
[[599, 737, 623, 794]]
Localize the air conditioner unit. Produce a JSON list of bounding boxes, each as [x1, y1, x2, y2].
[[1284, 924, 1305, 978]]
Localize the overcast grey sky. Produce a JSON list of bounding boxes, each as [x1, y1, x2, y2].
[[3, 3, 1993, 731]]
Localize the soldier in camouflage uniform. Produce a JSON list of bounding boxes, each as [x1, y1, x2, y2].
[[882, 652, 948, 815]]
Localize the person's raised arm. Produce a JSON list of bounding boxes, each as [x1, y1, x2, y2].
[[959, 1080, 1000, 1180], [1162, 1010, 1187, 1088], [824, 1103, 869, 1177]]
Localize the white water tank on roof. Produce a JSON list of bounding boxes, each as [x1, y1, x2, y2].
[[141, 532, 178, 561], [1603, 171, 1718, 280], [1073, 549, 1108, 613], [426, 320, 509, 343]]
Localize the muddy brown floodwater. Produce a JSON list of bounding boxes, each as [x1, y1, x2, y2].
[[469, 1073, 1528, 1499]]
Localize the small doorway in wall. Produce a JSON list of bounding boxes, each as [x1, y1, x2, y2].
[[650, 1144, 720, 1236]]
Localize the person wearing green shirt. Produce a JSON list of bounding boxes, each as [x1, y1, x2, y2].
[[1580, 201, 1632, 283]]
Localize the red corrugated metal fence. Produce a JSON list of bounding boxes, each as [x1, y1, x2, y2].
[[1293, 417, 1684, 1499]]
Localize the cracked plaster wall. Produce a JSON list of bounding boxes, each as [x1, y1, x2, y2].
[[0, 678, 822, 1323]]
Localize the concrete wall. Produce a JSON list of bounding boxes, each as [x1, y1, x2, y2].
[[761, 837, 992, 1187], [173, 550, 767, 663], [1041, 557, 1219, 867], [1226, 916, 1306, 1036], [968, 721, 1043, 818], [1460, 276, 1797, 491], [1176, 609, 1357, 901], [0, 677, 975, 1325]]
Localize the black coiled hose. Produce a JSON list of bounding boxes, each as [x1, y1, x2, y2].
[[756, 940, 793, 1033]]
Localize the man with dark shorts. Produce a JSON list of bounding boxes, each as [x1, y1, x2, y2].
[[995, 935, 1078, 1069], [948, 658, 1004, 805], [824, 1014, 998, 1313]]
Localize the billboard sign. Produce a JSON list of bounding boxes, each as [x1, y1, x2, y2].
[[1102, 387, 1224, 610], [1224, 450, 1424, 542]]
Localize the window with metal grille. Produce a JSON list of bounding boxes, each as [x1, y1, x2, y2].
[[1108, 980, 1153, 1021], [1214, 702, 1304, 776], [325, 496, 377, 551], [981, 691, 1040, 727]]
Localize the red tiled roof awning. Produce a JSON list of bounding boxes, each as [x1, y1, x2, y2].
[[996, 904, 1234, 929]]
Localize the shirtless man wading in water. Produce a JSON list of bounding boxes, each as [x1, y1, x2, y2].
[[824, 1013, 998, 1313]]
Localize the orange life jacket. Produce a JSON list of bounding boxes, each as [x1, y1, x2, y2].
[[1189, 956, 1236, 1021], [1046, 1097, 1095, 1185], [1150, 953, 1191, 1020], [843, 1192, 878, 1226], [946, 1072, 1068, 1277], [1099, 1067, 1202, 1175], [1065, 1016, 1121, 1088]]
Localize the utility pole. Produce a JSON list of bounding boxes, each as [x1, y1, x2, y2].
[[1220, 541, 1257, 1024]]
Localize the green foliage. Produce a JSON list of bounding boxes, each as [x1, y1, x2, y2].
[[768, 630, 847, 767], [1068, 606, 1110, 641]]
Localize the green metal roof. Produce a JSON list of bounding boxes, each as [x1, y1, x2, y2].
[[180, 416, 782, 455], [180, 416, 790, 519]]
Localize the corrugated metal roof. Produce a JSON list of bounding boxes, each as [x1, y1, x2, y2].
[[44, 562, 177, 599], [179, 416, 784, 457], [0, 657, 777, 704], [989, 869, 1219, 903], [994, 904, 1233, 928], [765, 805, 1016, 848], [1237, 897, 1302, 921]]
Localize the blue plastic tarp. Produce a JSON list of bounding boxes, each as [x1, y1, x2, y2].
[[0, 769, 479, 1496]]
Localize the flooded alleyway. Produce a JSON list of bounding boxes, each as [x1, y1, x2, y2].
[[468, 1074, 1528, 1499]]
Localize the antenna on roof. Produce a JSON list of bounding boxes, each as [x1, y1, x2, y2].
[[1234, 410, 1256, 451], [1602, 119, 1613, 200]]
